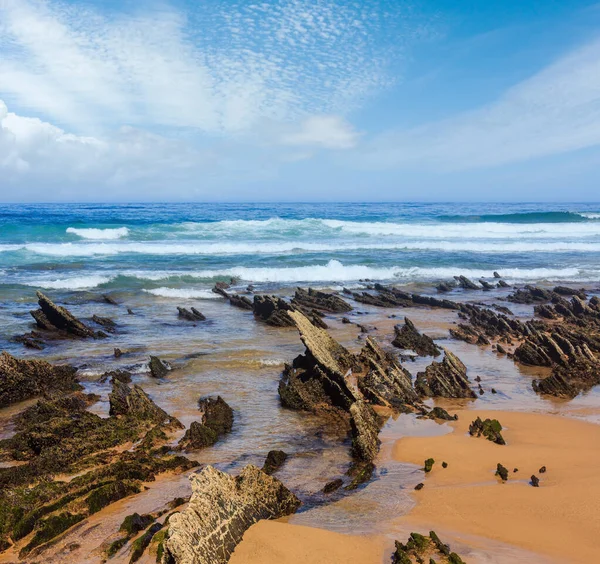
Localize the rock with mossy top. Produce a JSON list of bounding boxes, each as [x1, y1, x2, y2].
[[468, 417, 505, 445], [495, 463, 509, 481], [393, 531, 466, 564], [424, 458, 435, 473], [177, 396, 233, 451], [149, 356, 170, 378]]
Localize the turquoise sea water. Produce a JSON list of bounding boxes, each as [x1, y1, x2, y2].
[[1, 202, 600, 298]]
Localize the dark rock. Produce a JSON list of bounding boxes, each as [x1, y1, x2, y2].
[[393, 531, 466, 564], [177, 396, 233, 451], [31, 291, 97, 338], [291, 287, 352, 313], [497, 279, 510, 288], [491, 388, 497, 394], [454, 275, 480, 290], [323, 479, 343, 493], [253, 295, 295, 327], [493, 271, 501, 278], [162, 465, 300, 564], [345, 460, 375, 490], [442, 461, 448, 468], [415, 349, 476, 399], [531, 475, 540, 487], [177, 307, 206, 321], [342, 316, 351, 324], [496, 344, 506, 354], [108, 380, 175, 425], [114, 347, 123, 358], [127, 308, 134, 315], [149, 356, 169, 378], [103, 294, 119, 305], [0, 352, 80, 408], [479, 279, 495, 291], [414, 483, 424, 491], [100, 369, 132, 384], [539, 465, 546, 473], [92, 314, 116, 332], [392, 317, 441, 357], [129, 522, 163, 563], [436, 281, 455, 293], [507, 285, 554, 304], [424, 458, 435, 473], [496, 463, 509, 481], [13, 332, 45, 350], [469, 417, 505, 445], [262, 450, 288, 475], [426, 407, 458, 421]]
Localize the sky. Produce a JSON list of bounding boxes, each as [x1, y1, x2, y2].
[[1, 0, 600, 202]]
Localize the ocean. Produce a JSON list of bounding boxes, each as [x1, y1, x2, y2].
[[1, 202, 599, 298]]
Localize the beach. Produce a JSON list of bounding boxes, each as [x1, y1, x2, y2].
[[1, 203, 600, 563]]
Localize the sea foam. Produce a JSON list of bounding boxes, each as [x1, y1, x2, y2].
[[66, 227, 130, 240]]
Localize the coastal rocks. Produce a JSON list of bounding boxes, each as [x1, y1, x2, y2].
[[177, 307, 206, 321], [0, 352, 80, 408], [91, 314, 116, 332], [350, 284, 460, 310], [469, 417, 506, 445], [393, 531, 466, 564], [31, 291, 98, 338], [178, 396, 233, 451], [278, 311, 388, 468], [253, 295, 295, 327], [496, 463, 509, 481], [392, 317, 441, 357], [213, 285, 253, 310], [455, 275, 480, 290], [415, 349, 476, 399], [262, 450, 288, 475], [149, 356, 170, 378], [291, 287, 353, 313], [161, 465, 301, 564], [531, 475, 540, 487], [109, 380, 177, 426], [357, 337, 420, 410], [424, 407, 458, 421]]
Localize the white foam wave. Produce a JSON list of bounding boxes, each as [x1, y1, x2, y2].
[[19, 239, 600, 257], [579, 213, 600, 219], [20, 274, 114, 290], [258, 358, 286, 366], [135, 261, 587, 284], [66, 227, 130, 240], [143, 288, 221, 299]]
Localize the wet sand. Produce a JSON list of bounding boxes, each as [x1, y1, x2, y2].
[[393, 410, 600, 564], [230, 521, 385, 564]]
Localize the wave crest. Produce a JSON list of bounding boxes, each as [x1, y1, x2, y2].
[[66, 227, 130, 240]]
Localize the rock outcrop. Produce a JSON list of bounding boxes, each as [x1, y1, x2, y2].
[[291, 287, 352, 313], [149, 356, 170, 378], [469, 417, 505, 445], [30, 291, 98, 338], [213, 286, 253, 310], [177, 307, 206, 321], [393, 531, 466, 564], [253, 295, 295, 327], [0, 352, 80, 408], [415, 349, 476, 398], [162, 465, 300, 564], [392, 317, 441, 357], [350, 284, 460, 310], [178, 396, 233, 451]]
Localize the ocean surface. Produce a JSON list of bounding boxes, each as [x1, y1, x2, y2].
[[1, 202, 599, 298]]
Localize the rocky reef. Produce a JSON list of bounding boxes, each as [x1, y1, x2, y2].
[[161, 465, 301, 564], [392, 317, 441, 357], [415, 349, 476, 398], [393, 531, 466, 564], [0, 352, 80, 408], [0, 379, 194, 556]]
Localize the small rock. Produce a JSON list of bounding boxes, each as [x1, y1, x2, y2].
[[531, 475, 540, 487], [262, 450, 288, 475], [442, 461, 448, 468], [424, 458, 435, 473], [148, 356, 169, 378], [491, 388, 497, 394], [114, 348, 123, 358], [127, 308, 134, 315], [414, 483, 424, 491], [496, 463, 509, 481], [539, 465, 546, 473], [323, 479, 343, 493]]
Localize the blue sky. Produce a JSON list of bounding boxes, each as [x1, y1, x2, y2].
[[1, 0, 600, 201]]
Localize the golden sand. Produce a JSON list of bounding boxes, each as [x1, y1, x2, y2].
[[393, 410, 600, 563]]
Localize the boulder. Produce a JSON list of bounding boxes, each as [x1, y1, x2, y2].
[[454, 275, 480, 290], [162, 465, 300, 564], [31, 291, 96, 338], [262, 450, 288, 475], [468, 417, 505, 445], [0, 352, 79, 408], [392, 317, 441, 357], [149, 356, 170, 378], [415, 349, 476, 398]]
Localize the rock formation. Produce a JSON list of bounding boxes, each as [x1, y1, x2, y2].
[[0, 352, 80, 408], [161, 465, 300, 564], [177, 307, 206, 321], [30, 291, 98, 338], [393, 531, 466, 564], [415, 349, 476, 398], [392, 317, 441, 357], [291, 287, 352, 313], [178, 396, 233, 451]]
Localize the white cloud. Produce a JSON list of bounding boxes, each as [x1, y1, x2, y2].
[[281, 116, 360, 149], [361, 36, 600, 170], [0, 0, 419, 134]]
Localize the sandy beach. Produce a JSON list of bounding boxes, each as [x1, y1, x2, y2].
[[393, 410, 600, 563]]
